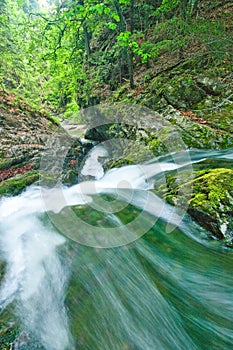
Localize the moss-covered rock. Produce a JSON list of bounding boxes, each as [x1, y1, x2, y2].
[[0, 157, 28, 171], [164, 107, 233, 149], [0, 323, 19, 350], [0, 306, 19, 350], [84, 104, 233, 170], [163, 76, 207, 110], [156, 168, 233, 246], [0, 171, 40, 197], [199, 107, 233, 133]]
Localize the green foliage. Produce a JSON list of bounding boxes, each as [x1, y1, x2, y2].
[[0, 0, 232, 112], [0, 0, 52, 105], [154, 0, 180, 17], [117, 31, 132, 47], [141, 39, 172, 60], [64, 101, 80, 119], [117, 31, 151, 63]]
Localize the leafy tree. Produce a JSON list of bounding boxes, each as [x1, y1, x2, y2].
[[0, 0, 231, 114]]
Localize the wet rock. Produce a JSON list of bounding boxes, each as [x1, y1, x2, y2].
[[0, 91, 92, 193], [84, 104, 233, 167], [62, 170, 78, 185], [0, 319, 19, 350], [155, 168, 233, 246]]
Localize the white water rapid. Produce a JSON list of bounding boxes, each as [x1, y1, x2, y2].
[[0, 148, 233, 349]]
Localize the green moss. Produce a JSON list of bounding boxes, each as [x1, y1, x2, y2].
[[104, 158, 134, 170], [147, 137, 168, 156], [166, 113, 233, 150], [46, 114, 61, 127], [163, 75, 206, 110], [200, 107, 233, 133], [0, 158, 26, 171], [112, 84, 130, 101], [163, 168, 233, 212], [191, 168, 232, 202], [155, 168, 233, 244], [0, 308, 19, 350], [0, 171, 39, 197], [0, 170, 58, 197]]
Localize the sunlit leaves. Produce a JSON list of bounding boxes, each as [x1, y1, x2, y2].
[[111, 12, 120, 22], [118, 0, 130, 4], [117, 31, 131, 46], [106, 22, 117, 30], [117, 31, 151, 63], [154, 0, 180, 17]]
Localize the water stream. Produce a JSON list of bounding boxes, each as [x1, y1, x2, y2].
[[0, 148, 233, 349]]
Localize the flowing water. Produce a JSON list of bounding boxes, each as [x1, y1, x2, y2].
[[0, 148, 233, 349]]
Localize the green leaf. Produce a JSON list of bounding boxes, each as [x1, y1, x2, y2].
[[119, 0, 130, 4], [104, 7, 110, 15], [111, 13, 120, 22], [106, 22, 117, 30]]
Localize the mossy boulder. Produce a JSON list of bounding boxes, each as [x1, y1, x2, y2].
[[199, 107, 233, 134], [0, 170, 58, 197], [164, 107, 233, 149], [0, 171, 40, 197], [0, 306, 20, 350], [156, 168, 233, 246], [163, 76, 206, 110], [195, 76, 225, 96]]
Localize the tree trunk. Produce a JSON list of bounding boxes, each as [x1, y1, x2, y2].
[[83, 21, 91, 60], [127, 50, 134, 89], [113, 0, 134, 88], [130, 0, 135, 32], [180, 0, 189, 20], [79, 0, 91, 60]]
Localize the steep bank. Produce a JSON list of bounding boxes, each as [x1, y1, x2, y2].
[[0, 91, 60, 196]]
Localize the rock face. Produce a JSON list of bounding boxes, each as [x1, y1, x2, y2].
[[0, 91, 93, 196], [84, 103, 233, 162], [0, 91, 60, 196], [134, 70, 233, 115], [0, 91, 58, 166]]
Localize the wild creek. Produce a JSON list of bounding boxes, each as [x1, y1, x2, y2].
[[0, 147, 233, 350]]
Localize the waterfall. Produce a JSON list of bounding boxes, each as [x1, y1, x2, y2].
[[0, 188, 74, 350]]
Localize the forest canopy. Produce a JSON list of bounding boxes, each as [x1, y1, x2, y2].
[[0, 0, 232, 116]]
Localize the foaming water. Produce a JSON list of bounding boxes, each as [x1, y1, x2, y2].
[[0, 148, 233, 349], [0, 189, 73, 350]]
